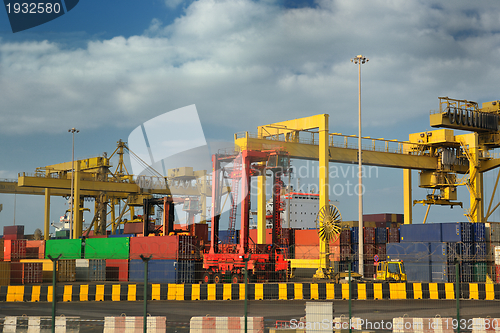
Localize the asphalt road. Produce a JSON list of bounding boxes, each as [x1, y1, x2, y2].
[[0, 300, 498, 332]]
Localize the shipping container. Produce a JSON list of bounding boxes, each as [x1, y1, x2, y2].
[[191, 223, 209, 244], [404, 262, 431, 282], [441, 222, 472, 243], [20, 259, 53, 282], [351, 227, 359, 244], [84, 237, 130, 259], [340, 230, 351, 245], [108, 234, 135, 238], [400, 224, 441, 242], [0, 262, 10, 285], [473, 223, 486, 242], [363, 263, 375, 278], [218, 230, 239, 244], [55, 230, 70, 239], [3, 225, 24, 240], [429, 242, 447, 263], [375, 228, 387, 244], [295, 229, 319, 246], [129, 259, 194, 283], [364, 227, 376, 244], [387, 228, 399, 243], [363, 213, 399, 223], [488, 223, 500, 243], [26, 240, 45, 259], [474, 242, 487, 261], [376, 244, 386, 261], [4, 239, 27, 261], [123, 222, 153, 234], [10, 262, 42, 284], [57, 259, 76, 282], [106, 259, 129, 282], [340, 245, 351, 261], [129, 235, 199, 260], [431, 262, 448, 282], [447, 243, 461, 262], [45, 239, 82, 260], [386, 242, 430, 262], [473, 262, 487, 282], [75, 259, 106, 282], [496, 264, 500, 283], [461, 262, 473, 282], [0, 239, 4, 261], [460, 243, 474, 261], [294, 245, 319, 259]]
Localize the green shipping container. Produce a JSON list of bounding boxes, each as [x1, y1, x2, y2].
[[473, 262, 487, 282], [45, 239, 82, 260], [84, 237, 129, 259]]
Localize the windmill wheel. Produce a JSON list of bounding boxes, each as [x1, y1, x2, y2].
[[315, 204, 342, 242]]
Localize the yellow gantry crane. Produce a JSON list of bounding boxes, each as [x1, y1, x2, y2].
[[234, 97, 500, 278], [14, 140, 211, 239]]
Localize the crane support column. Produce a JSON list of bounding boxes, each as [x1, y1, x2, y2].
[[457, 133, 483, 222], [44, 187, 51, 240], [73, 161, 82, 239], [315, 114, 330, 278], [257, 172, 266, 244], [403, 169, 412, 224]]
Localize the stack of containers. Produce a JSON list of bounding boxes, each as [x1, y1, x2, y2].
[[85, 237, 128, 282], [442, 222, 473, 282], [3, 225, 36, 284], [346, 224, 378, 276], [128, 235, 201, 283], [45, 239, 83, 283], [486, 222, 500, 283], [472, 223, 487, 282]]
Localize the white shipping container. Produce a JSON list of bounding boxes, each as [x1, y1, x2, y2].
[[495, 246, 500, 265]]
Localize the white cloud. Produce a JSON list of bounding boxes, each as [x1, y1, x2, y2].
[[1, 0, 500, 138]]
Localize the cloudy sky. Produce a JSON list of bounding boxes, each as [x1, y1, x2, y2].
[[1, 0, 500, 234]]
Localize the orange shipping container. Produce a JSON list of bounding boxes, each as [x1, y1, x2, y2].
[[26, 240, 45, 259], [4, 239, 26, 261], [295, 229, 340, 246]]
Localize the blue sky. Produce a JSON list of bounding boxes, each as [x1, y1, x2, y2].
[[1, 0, 500, 233]]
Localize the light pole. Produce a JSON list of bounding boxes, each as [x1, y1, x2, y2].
[[351, 55, 368, 276], [68, 128, 79, 239]]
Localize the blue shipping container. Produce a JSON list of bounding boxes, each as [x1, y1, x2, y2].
[[399, 224, 441, 242], [441, 223, 472, 243], [429, 242, 447, 263], [386, 242, 430, 262], [431, 262, 448, 282], [375, 228, 387, 244], [474, 242, 487, 261], [446, 243, 461, 262], [219, 230, 239, 244], [404, 262, 431, 282], [472, 223, 486, 242], [351, 227, 359, 244], [129, 259, 194, 283], [109, 234, 135, 238], [460, 243, 474, 261]]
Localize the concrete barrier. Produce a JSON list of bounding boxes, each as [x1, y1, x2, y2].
[[103, 316, 166, 333], [472, 318, 500, 333], [393, 317, 454, 333], [190, 317, 264, 333], [3, 316, 80, 333]]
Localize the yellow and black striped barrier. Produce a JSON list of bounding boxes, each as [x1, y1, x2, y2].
[[1, 282, 499, 302]]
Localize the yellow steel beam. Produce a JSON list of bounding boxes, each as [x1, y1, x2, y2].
[[18, 175, 140, 193], [235, 136, 453, 172], [42, 156, 110, 173]]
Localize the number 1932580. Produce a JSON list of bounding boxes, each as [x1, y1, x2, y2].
[[5, 2, 61, 14]]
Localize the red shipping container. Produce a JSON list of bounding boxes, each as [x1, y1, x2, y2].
[[295, 229, 319, 246], [4, 225, 24, 237], [4, 240, 26, 261], [129, 235, 199, 260], [124, 222, 153, 234], [363, 214, 392, 223], [363, 227, 376, 244], [374, 222, 386, 229], [340, 245, 351, 261], [388, 228, 399, 243], [376, 244, 386, 261], [26, 240, 45, 259], [10, 262, 42, 284], [190, 223, 209, 244], [106, 259, 129, 282], [340, 230, 351, 245], [364, 244, 376, 258]]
